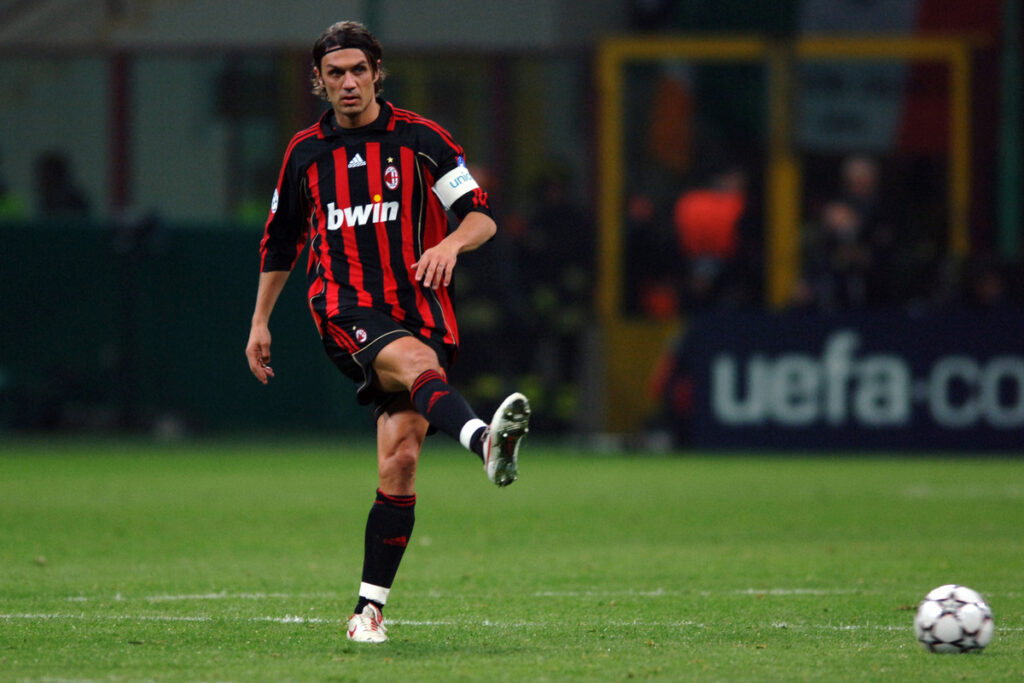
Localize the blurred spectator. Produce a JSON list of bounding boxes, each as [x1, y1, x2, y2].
[[671, 164, 756, 311], [835, 154, 899, 305], [625, 192, 681, 318], [801, 154, 898, 311], [804, 200, 873, 310], [785, 276, 820, 313], [959, 253, 1011, 310], [838, 155, 883, 232], [674, 167, 744, 261], [35, 151, 90, 218], [647, 62, 695, 174]]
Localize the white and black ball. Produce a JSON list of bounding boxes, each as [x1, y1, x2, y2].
[[913, 584, 994, 653]]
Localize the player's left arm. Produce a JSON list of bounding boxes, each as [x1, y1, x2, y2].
[[413, 149, 495, 289], [413, 209, 495, 290]]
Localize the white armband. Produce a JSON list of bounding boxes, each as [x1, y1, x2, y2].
[[432, 164, 479, 210]]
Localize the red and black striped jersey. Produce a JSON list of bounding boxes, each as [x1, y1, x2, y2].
[[259, 100, 492, 350]]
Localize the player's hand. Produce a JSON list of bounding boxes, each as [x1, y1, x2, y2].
[[246, 324, 275, 384], [412, 241, 459, 290]]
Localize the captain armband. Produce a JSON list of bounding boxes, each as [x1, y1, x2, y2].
[[432, 163, 480, 210]]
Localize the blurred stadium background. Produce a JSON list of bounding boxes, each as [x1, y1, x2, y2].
[[0, 0, 1020, 451]]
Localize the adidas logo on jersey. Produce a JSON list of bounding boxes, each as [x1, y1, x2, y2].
[[326, 201, 399, 230], [348, 153, 366, 168]]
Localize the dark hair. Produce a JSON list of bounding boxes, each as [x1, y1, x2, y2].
[[311, 21, 385, 100]]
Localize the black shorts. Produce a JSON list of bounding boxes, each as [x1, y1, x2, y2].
[[318, 307, 454, 416]]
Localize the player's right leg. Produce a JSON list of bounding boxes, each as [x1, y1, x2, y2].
[[348, 399, 426, 644]]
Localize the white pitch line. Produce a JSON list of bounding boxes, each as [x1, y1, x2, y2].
[[534, 589, 674, 598], [533, 588, 863, 598], [58, 588, 1022, 603], [65, 592, 340, 603], [251, 615, 336, 624], [5, 613, 1024, 632], [1, 613, 455, 627], [143, 592, 336, 602], [0, 613, 706, 629], [1, 613, 214, 622], [734, 588, 865, 596], [535, 588, 1024, 599]]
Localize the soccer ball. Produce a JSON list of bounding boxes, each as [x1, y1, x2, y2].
[[913, 584, 994, 653]]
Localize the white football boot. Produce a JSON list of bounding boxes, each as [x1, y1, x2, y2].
[[484, 392, 531, 487], [346, 603, 387, 643]]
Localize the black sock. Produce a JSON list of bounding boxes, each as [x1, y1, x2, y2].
[[355, 489, 415, 614], [354, 596, 384, 615], [410, 370, 487, 460]]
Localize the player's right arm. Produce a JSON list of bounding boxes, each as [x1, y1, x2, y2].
[[247, 129, 313, 384], [246, 270, 291, 384]]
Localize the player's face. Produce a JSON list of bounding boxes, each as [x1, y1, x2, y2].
[[316, 48, 380, 128]]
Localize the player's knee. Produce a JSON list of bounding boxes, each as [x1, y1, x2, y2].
[[381, 442, 418, 483], [374, 338, 442, 391], [405, 344, 441, 377]]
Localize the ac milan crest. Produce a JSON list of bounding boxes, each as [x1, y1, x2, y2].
[[355, 328, 368, 344], [384, 165, 400, 191]]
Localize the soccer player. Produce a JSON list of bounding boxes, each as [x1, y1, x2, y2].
[[244, 20, 531, 644]]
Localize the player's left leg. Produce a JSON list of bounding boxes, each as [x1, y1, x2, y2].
[[373, 336, 487, 454], [347, 399, 426, 644], [373, 336, 531, 485]]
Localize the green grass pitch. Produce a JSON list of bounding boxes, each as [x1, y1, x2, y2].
[[2, 437, 1023, 681]]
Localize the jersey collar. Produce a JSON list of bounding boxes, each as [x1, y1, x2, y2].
[[320, 98, 393, 138]]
